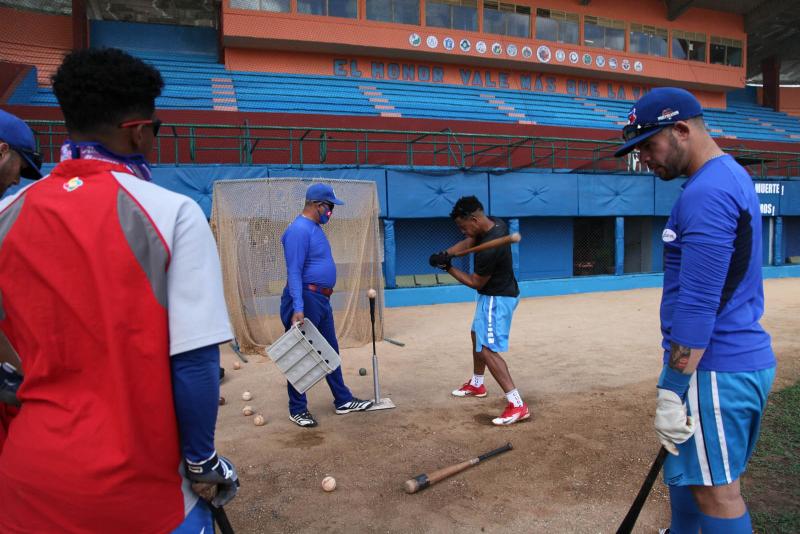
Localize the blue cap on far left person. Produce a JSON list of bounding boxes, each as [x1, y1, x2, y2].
[[305, 183, 344, 205], [0, 109, 43, 179]]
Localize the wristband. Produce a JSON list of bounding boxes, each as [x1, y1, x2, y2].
[[657, 365, 692, 398]]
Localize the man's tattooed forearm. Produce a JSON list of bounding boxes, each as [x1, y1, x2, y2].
[[669, 342, 691, 372]]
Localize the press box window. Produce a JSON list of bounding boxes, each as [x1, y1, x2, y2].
[[630, 23, 667, 57], [298, 0, 357, 18], [230, 0, 290, 12], [484, 2, 530, 38], [366, 0, 419, 25], [584, 15, 625, 51], [672, 30, 706, 61], [426, 0, 478, 32], [535, 8, 579, 44], [710, 36, 743, 67]]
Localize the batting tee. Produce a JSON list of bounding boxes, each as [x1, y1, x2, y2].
[[211, 178, 384, 355]]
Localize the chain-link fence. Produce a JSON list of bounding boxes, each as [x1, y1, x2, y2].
[[393, 218, 468, 287], [573, 217, 616, 276]]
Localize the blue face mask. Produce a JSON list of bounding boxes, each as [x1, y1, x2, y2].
[[318, 203, 332, 224]]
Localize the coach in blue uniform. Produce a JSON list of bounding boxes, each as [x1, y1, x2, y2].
[[280, 183, 373, 427], [616, 87, 776, 534]]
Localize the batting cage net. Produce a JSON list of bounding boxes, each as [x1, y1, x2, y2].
[[211, 178, 384, 355]]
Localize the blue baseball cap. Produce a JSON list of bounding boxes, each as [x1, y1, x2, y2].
[[305, 183, 344, 205], [614, 87, 703, 158], [0, 109, 43, 179]]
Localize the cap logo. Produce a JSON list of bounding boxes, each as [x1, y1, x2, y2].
[[657, 109, 679, 121], [627, 108, 637, 125]]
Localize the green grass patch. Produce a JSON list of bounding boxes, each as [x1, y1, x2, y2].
[[742, 381, 800, 534]]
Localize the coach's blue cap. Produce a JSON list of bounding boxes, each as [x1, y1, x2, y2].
[[306, 183, 344, 205], [0, 109, 43, 179], [614, 87, 703, 158]]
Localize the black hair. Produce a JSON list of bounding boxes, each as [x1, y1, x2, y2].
[[450, 195, 484, 219], [52, 48, 164, 133]]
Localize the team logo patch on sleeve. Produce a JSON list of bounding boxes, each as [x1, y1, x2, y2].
[[63, 177, 84, 192], [662, 228, 677, 242]]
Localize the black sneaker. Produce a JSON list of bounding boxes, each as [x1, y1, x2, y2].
[[289, 411, 318, 427], [335, 398, 373, 414]]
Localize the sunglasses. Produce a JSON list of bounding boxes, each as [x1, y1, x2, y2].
[[622, 122, 673, 142], [119, 118, 162, 137], [318, 201, 334, 211]]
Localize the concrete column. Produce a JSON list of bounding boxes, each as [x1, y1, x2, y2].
[[615, 217, 625, 275], [762, 56, 781, 112]]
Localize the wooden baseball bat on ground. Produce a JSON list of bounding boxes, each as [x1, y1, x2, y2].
[[615, 446, 668, 534], [404, 443, 513, 494], [450, 233, 521, 258]]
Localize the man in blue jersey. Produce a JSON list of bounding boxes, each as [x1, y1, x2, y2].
[[280, 183, 373, 427], [615, 87, 776, 534]]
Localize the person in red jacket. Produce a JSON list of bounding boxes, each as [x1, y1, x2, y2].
[[0, 48, 237, 533]]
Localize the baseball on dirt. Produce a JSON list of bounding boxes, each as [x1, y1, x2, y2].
[[321, 476, 336, 492], [359, 367, 367, 376], [233, 361, 241, 370], [367, 288, 377, 299], [242, 405, 254, 416], [253, 414, 266, 426], [241, 391, 252, 401]]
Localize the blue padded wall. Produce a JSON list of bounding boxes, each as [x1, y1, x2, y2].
[[780, 181, 800, 215], [90, 20, 218, 56], [268, 167, 387, 217], [654, 178, 686, 215], [150, 165, 270, 217], [651, 216, 668, 272], [578, 174, 654, 215], [518, 217, 573, 279], [489, 171, 578, 216], [386, 169, 488, 218]]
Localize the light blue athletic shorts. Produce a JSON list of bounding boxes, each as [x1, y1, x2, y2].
[[471, 294, 519, 353], [663, 366, 776, 487], [171, 499, 214, 533]]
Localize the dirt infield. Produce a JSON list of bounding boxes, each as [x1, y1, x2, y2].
[[216, 278, 800, 533]]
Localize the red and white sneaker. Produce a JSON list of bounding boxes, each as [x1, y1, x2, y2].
[[492, 403, 530, 425], [451, 382, 487, 398]]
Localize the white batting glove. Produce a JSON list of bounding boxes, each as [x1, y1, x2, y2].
[[654, 389, 696, 455]]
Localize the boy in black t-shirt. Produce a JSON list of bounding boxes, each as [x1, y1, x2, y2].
[[429, 196, 528, 425]]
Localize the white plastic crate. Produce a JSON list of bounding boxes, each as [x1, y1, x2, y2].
[[266, 320, 341, 393]]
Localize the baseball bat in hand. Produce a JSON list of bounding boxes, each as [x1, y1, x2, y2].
[[404, 442, 513, 494], [450, 233, 521, 258], [615, 446, 668, 534]]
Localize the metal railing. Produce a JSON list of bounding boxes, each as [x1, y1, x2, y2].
[[28, 120, 800, 177]]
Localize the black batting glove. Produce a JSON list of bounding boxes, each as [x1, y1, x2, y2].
[[185, 453, 240, 507], [428, 251, 452, 271]]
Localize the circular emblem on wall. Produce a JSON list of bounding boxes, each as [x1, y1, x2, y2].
[[596, 55, 606, 67], [536, 45, 552, 63], [555, 49, 566, 62], [521, 46, 533, 59], [443, 37, 455, 51], [476, 40, 487, 54], [459, 38, 471, 52], [507, 44, 518, 57], [608, 57, 618, 70], [426, 35, 438, 48], [582, 53, 592, 65], [569, 51, 579, 64], [622, 59, 631, 71], [409, 33, 421, 47], [634, 60, 643, 72], [492, 42, 503, 55]]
